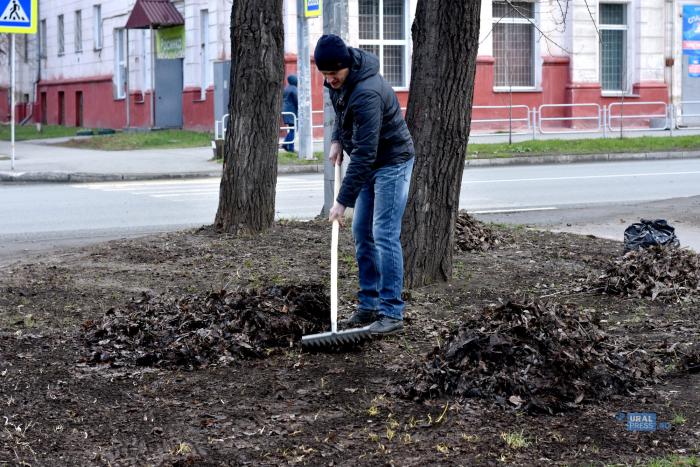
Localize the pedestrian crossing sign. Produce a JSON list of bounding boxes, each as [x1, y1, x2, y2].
[[0, 0, 36, 34]]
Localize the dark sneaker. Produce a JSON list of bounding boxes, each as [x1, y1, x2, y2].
[[339, 309, 378, 328], [368, 316, 403, 335]]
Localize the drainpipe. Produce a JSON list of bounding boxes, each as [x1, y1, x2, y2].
[[665, 0, 674, 108], [126, 29, 130, 128], [34, 0, 41, 127], [150, 25, 156, 128]]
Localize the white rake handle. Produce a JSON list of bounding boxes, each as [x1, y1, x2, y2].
[[331, 162, 340, 333]]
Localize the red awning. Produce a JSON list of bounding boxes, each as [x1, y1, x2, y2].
[[126, 0, 185, 29]]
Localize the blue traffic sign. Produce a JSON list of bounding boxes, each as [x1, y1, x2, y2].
[[0, 0, 36, 34]]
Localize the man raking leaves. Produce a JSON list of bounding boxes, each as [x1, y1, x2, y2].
[[305, 35, 415, 344]]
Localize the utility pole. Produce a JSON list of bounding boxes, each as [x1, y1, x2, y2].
[[320, 0, 348, 217], [296, 0, 314, 160]]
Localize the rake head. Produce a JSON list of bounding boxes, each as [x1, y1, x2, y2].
[[301, 326, 372, 351]]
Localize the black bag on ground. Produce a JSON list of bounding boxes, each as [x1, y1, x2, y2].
[[623, 219, 680, 253]]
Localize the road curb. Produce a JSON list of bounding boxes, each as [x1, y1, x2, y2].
[[0, 171, 224, 183], [1, 151, 698, 183]]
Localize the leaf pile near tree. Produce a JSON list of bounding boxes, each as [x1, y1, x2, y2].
[[397, 299, 664, 414], [82, 284, 329, 368], [592, 245, 700, 302], [454, 211, 504, 252]]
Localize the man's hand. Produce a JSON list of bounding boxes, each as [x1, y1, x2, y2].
[[329, 141, 343, 166], [329, 202, 346, 226]]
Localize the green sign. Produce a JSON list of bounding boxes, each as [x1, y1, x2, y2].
[[156, 25, 185, 59]]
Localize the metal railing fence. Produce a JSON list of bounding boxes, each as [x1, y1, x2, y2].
[[214, 100, 695, 145]]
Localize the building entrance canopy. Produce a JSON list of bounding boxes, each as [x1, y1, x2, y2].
[[125, 0, 184, 29]]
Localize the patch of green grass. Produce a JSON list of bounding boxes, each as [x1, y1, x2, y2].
[[212, 150, 324, 166], [671, 412, 687, 426], [468, 135, 700, 158], [56, 129, 213, 151], [500, 430, 530, 449], [0, 124, 89, 141], [646, 455, 699, 467], [278, 150, 324, 165]]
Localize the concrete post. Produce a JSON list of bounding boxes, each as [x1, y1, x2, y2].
[[320, 0, 348, 217], [296, 0, 314, 160]]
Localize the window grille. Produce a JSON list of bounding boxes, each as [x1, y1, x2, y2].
[[599, 3, 627, 92], [40, 19, 47, 58], [492, 1, 535, 87], [114, 29, 126, 99], [75, 10, 82, 53], [358, 0, 407, 87], [200, 9, 210, 100], [58, 15, 64, 56], [93, 5, 102, 50]]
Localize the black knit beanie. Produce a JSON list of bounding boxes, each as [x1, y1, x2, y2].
[[314, 34, 352, 71]]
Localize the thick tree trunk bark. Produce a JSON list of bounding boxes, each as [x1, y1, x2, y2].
[[215, 0, 285, 234], [402, 0, 482, 287]]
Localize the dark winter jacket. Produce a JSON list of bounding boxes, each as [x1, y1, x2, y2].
[[282, 75, 298, 118], [327, 48, 414, 208]]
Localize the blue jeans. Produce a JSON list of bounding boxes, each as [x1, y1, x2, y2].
[[282, 115, 295, 152], [351, 157, 414, 320]]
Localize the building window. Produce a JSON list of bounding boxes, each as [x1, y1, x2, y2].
[[114, 28, 127, 99], [40, 19, 47, 58], [93, 5, 102, 50], [493, 1, 535, 88], [200, 9, 210, 100], [75, 10, 83, 53], [58, 14, 64, 56], [599, 2, 628, 92], [358, 0, 408, 88]]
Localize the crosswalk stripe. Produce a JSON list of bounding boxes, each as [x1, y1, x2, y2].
[[72, 178, 324, 201]]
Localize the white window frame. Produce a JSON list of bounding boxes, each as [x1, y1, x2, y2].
[[200, 9, 210, 100], [75, 10, 83, 53], [57, 14, 64, 56], [93, 4, 102, 51], [492, 1, 540, 92], [40, 19, 47, 58], [357, 0, 411, 90], [114, 28, 127, 99], [598, 1, 633, 96]]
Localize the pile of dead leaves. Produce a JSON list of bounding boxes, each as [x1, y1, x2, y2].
[[82, 284, 329, 368], [398, 299, 661, 413], [593, 246, 700, 302], [454, 211, 504, 252]]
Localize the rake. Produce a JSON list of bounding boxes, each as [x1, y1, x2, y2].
[[301, 163, 372, 350]]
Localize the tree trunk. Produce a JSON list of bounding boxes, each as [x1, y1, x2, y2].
[[215, 0, 285, 234], [402, 0, 482, 287]]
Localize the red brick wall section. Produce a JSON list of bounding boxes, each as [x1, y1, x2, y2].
[[128, 90, 153, 128], [183, 87, 214, 132], [0, 88, 9, 123], [37, 76, 127, 129]]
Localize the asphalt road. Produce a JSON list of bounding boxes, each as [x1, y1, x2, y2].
[[1, 158, 699, 264]]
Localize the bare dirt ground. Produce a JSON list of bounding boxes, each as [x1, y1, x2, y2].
[[0, 219, 698, 466]]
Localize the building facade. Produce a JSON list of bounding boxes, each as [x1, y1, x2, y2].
[[0, 1, 690, 131]]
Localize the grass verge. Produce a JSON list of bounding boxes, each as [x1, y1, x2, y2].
[[56, 130, 213, 151], [468, 135, 700, 158], [0, 124, 88, 141]]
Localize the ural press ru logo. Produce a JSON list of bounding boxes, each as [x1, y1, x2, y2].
[[615, 412, 671, 432]]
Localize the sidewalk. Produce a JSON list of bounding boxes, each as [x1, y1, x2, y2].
[[0, 137, 699, 183]]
